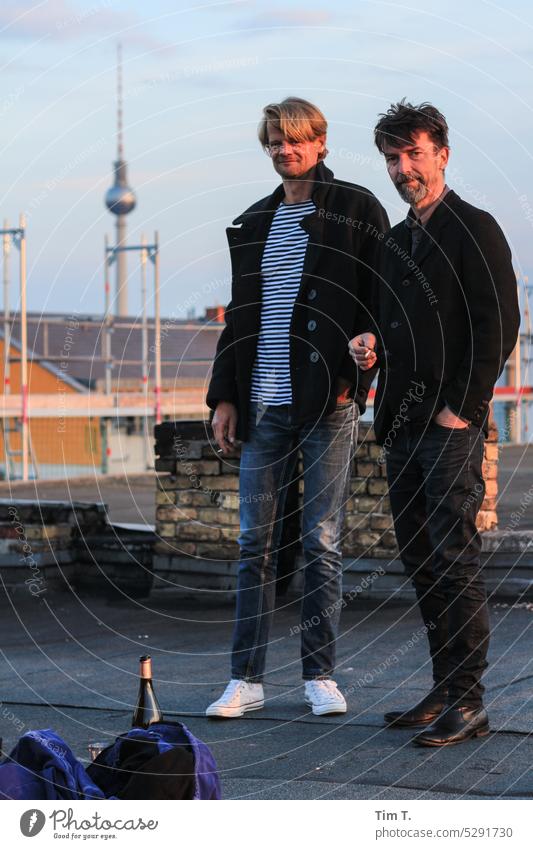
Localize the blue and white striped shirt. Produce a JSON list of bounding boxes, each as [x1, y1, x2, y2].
[[250, 199, 314, 404]]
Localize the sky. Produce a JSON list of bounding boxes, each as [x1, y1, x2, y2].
[[1, 0, 532, 321]]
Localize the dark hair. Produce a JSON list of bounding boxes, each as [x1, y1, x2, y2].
[[374, 99, 449, 153]]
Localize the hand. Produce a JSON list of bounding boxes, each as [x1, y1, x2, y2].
[[433, 405, 469, 429], [348, 333, 377, 371], [212, 401, 238, 454], [336, 376, 353, 403]]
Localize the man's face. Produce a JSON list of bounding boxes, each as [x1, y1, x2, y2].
[[266, 124, 325, 179], [382, 130, 449, 205]]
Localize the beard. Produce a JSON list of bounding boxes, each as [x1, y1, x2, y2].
[[395, 174, 428, 204]]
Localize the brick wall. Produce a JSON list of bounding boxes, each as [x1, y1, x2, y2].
[[0, 500, 154, 597], [154, 419, 499, 578]]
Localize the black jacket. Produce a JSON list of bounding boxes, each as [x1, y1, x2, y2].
[[206, 162, 389, 441], [370, 190, 520, 445]]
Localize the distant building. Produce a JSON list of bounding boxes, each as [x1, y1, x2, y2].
[[0, 327, 98, 478], [0, 308, 223, 391], [0, 308, 224, 478]]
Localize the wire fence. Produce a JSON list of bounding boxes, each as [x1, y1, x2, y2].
[[1, 414, 156, 480], [0, 398, 520, 482], [0, 385, 209, 480]]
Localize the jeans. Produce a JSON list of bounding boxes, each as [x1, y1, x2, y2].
[[386, 420, 489, 708], [231, 400, 358, 682]]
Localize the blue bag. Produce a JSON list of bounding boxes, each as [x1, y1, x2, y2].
[[0, 722, 221, 800]]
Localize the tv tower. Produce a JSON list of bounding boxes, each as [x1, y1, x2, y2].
[[105, 43, 136, 316]]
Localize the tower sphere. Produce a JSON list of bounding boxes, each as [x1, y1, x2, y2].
[[105, 161, 136, 216], [105, 183, 136, 216]]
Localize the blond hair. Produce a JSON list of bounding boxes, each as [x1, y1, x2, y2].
[[258, 97, 328, 160]]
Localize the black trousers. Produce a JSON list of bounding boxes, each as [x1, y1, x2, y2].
[[386, 421, 489, 708]]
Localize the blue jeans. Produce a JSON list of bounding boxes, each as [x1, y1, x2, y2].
[[231, 400, 358, 682]]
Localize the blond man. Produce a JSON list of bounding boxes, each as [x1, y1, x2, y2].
[[206, 98, 388, 717]]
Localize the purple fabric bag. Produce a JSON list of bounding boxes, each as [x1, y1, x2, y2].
[[0, 723, 221, 801]]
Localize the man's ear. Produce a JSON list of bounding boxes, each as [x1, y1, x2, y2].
[[317, 134, 327, 160], [439, 145, 450, 171]]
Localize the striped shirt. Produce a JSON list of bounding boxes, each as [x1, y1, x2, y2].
[[250, 199, 315, 404]]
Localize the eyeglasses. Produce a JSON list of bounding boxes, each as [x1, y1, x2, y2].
[[265, 139, 306, 156]]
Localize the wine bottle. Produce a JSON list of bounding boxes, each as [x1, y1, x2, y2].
[[131, 655, 163, 728]]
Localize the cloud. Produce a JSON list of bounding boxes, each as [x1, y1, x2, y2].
[[237, 6, 332, 30], [0, 1, 167, 49], [229, 5, 333, 40]]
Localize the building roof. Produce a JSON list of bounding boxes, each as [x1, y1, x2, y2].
[[0, 327, 89, 393], [1, 312, 223, 388]]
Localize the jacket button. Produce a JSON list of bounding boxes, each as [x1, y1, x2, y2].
[[307, 288, 317, 300], [390, 320, 401, 329], [307, 320, 317, 331], [310, 352, 319, 363]]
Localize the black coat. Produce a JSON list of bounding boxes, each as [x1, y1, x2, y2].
[[206, 162, 389, 441], [370, 190, 520, 445]]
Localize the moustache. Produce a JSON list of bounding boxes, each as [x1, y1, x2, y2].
[[396, 174, 426, 186]]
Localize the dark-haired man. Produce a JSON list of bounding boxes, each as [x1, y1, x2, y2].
[[205, 97, 388, 718], [350, 101, 520, 746]]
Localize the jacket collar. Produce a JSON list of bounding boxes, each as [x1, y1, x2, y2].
[[232, 161, 334, 227], [407, 188, 459, 267]]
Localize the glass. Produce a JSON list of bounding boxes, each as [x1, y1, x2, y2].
[[87, 741, 108, 761], [265, 139, 306, 156]]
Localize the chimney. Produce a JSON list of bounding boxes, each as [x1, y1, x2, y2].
[[205, 305, 225, 323]]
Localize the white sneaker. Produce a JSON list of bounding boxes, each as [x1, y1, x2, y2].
[[304, 679, 347, 715], [206, 679, 265, 718]]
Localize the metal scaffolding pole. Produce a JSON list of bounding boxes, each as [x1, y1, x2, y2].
[[515, 333, 522, 445], [153, 230, 161, 426], [506, 276, 522, 444], [3, 219, 10, 396], [19, 214, 28, 481], [521, 275, 531, 442], [140, 233, 149, 469], [1, 216, 27, 480], [103, 233, 113, 474], [105, 232, 160, 469]]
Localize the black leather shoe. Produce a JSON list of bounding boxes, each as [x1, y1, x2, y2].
[[412, 705, 489, 747], [384, 689, 447, 728]]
